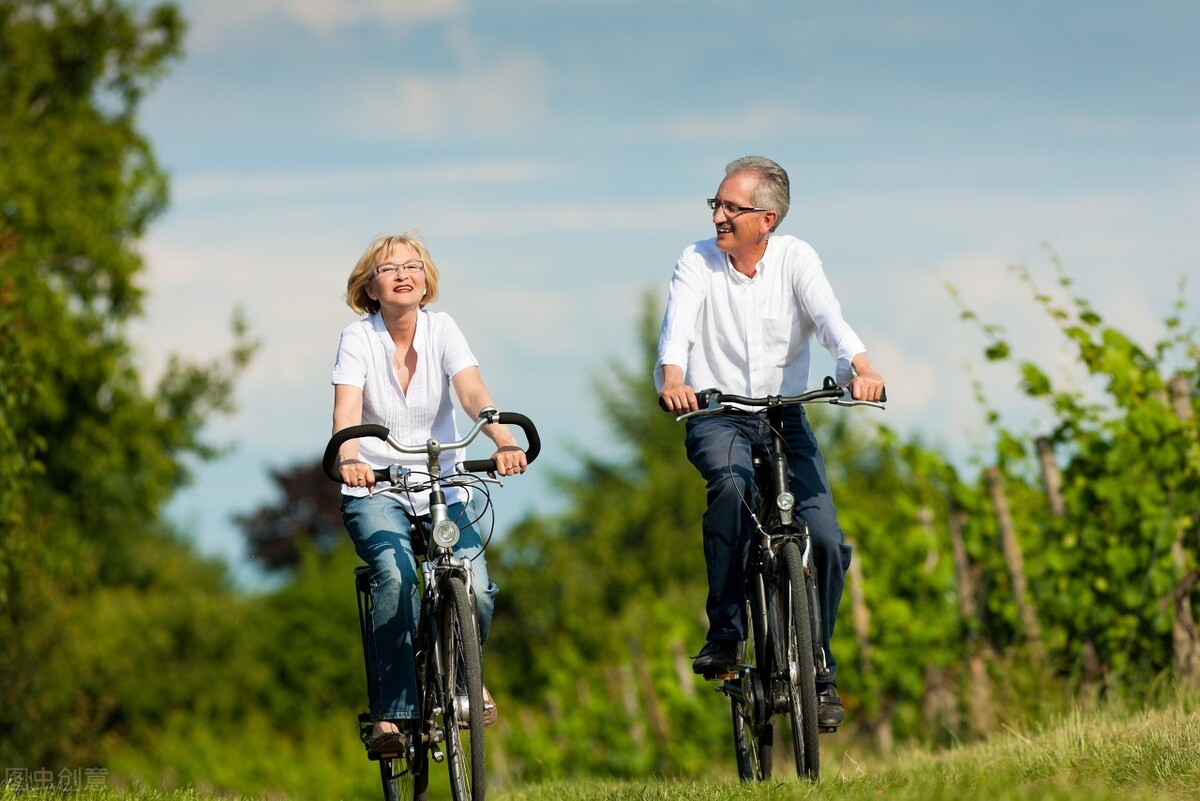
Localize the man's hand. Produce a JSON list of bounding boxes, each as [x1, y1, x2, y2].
[[658, 365, 699, 414], [660, 383, 699, 414], [849, 353, 886, 402]]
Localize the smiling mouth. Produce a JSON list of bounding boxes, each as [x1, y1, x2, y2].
[[716, 224, 733, 235]]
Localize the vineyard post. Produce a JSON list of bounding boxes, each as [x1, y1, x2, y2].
[[948, 494, 993, 734], [1168, 374, 1200, 684], [847, 544, 894, 752], [985, 466, 1045, 660]]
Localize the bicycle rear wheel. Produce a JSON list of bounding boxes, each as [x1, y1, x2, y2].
[[379, 751, 427, 801], [731, 590, 773, 780], [730, 658, 770, 779], [440, 575, 485, 801], [775, 541, 820, 780]]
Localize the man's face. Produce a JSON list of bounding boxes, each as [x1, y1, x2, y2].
[[711, 171, 773, 255]]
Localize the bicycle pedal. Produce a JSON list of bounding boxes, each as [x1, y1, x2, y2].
[[702, 669, 738, 681]]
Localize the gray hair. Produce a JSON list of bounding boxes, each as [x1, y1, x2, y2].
[[725, 155, 790, 230]]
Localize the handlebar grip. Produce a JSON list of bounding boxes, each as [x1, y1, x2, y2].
[[460, 411, 542, 473], [322, 424, 390, 483], [658, 388, 720, 412]]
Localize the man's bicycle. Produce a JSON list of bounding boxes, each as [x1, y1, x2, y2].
[[669, 377, 883, 782], [323, 407, 540, 801]]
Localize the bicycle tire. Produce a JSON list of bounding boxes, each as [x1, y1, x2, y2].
[[775, 541, 820, 780], [440, 575, 485, 801], [380, 751, 426, 801], [360, 565, 428, 801], [732, 591, 774, 780], [730, 642, 769, 781]]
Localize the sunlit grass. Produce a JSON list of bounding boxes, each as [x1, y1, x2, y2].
[[499, 699, 1200, 801], [4, 697, 1197, 800]]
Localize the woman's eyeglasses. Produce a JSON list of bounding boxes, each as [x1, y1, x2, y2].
[[374, 261, 425, 278]]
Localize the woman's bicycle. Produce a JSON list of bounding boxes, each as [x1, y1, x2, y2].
[[669, 377, 884, 782], [323, 407, 541, 801]]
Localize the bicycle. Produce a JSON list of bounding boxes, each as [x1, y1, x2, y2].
[[322, 407, 541, 801], [667, 376, 884, 782]]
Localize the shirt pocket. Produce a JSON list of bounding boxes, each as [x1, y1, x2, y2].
[[763, 316, 800, 366]]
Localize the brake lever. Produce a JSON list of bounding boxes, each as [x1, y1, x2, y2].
[[674, 403, 728, 422], [829, 398, 887, 410], [447, 470, 504, 486]]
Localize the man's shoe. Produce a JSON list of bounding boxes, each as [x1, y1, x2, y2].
[[482, 684, 498, 728], [817, 683, 844, 728], [457, 684, 499, 729], [692, 640, 738, 677]]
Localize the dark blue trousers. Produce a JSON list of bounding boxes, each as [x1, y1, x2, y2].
[[684, 406, 851, 684]]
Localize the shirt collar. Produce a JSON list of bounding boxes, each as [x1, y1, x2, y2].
[[724, 239, 771, 283], [369, 310, 422, 354]]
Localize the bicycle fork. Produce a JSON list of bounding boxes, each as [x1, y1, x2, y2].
[[799, 536, 831, 684]]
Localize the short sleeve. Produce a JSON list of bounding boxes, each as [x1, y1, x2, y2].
[[331, 321, 369, 387], [437, 314, 479, 379]]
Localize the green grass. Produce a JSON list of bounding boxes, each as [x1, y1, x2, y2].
[[4, 699, 1198, 800], [499, 699, 1200, 801]]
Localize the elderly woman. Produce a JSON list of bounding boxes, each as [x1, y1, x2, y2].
[[331, 231, 526, 752]]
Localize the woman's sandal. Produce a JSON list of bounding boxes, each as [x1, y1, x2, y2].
[[365, 726, 407, 756]]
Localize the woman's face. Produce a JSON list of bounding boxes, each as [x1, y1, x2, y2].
[[368, 243, 427, 311]]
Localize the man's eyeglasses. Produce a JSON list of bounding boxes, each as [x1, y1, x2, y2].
[[374, 261, 425, 278], [707, 198, 768, 217]]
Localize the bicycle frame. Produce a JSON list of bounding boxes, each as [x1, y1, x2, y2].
[[749, 405, 829, 684]]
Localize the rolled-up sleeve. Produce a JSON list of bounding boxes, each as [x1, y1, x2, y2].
[[795, 257, 865, 367], [655, 252, 706, 391]]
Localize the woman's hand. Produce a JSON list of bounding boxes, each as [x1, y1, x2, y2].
[[491, 444, 527, 478], [339, 458, 376, 489]]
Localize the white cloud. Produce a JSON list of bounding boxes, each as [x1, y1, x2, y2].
[[180, 0, 463, 49], [623, 103, 864, 143], [347, 52, 552, 140], [172, 160, 563, 201]]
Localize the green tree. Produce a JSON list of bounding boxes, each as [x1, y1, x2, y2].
[[0, 0, 254, 765], [486, 294, 716, 780], [235, 462, 347, 570]]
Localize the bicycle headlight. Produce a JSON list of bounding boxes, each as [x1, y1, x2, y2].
[[432, 519, 461, 549], [776, 492, 795, 513]]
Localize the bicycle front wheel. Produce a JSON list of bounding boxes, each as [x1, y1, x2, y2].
[[440, 575, 485, 801], [775, 541, 820, 780]]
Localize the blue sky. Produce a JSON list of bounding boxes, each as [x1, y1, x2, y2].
[[128, 0, 1199, 581]]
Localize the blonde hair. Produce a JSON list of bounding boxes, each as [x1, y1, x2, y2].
[[345, 231, 441, 315]]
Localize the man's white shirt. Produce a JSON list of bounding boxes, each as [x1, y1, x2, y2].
[[656, 234, 865, 396]]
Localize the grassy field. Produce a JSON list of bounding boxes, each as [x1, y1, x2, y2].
[[3, 698, 1197, 800], [501, 699, 1200, 801]]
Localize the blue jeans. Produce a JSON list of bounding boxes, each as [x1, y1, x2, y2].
[[684, 406, 852, 684], [342, 493, 498, 721]]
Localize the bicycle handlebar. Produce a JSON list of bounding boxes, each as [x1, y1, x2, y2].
[[321, 409, 541, 485], [661, 375, 887, 420]]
